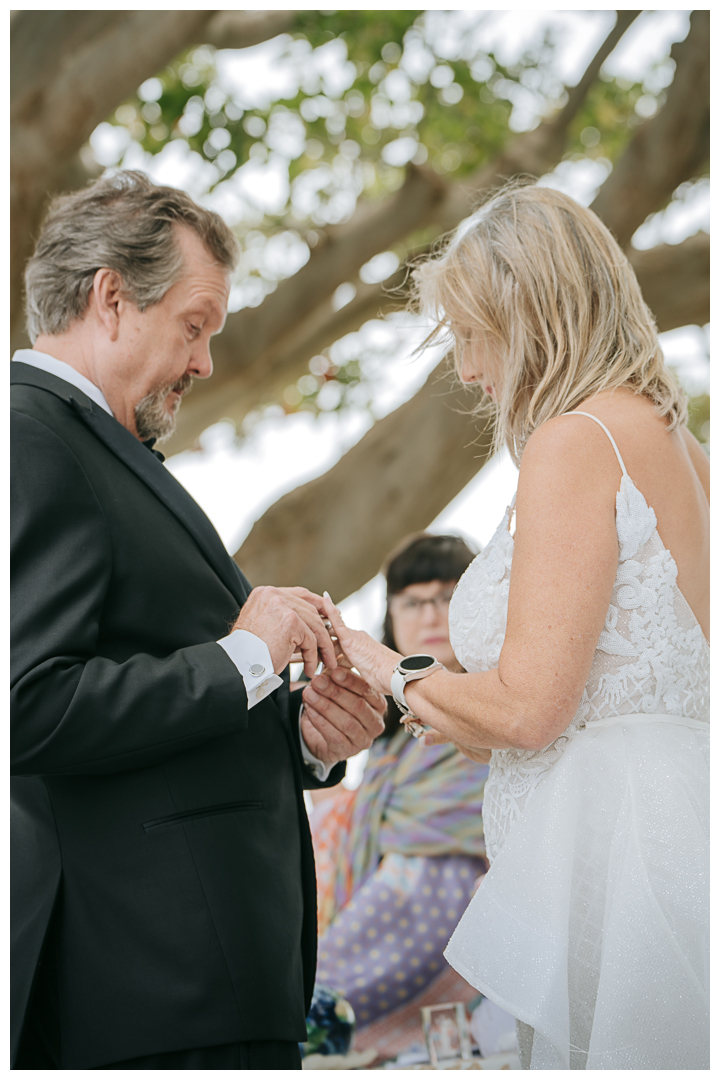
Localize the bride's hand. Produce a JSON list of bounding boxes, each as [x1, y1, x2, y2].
[[422, 727, 492, 764], [322, 592, 401, 696]]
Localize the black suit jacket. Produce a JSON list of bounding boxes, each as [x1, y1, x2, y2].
[[10, 363, 343, 1068]]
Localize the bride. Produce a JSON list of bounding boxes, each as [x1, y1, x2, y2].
[[319, 183, 709, 1070]]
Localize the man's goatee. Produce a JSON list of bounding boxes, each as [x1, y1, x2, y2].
[[135, 373, 193, 442]]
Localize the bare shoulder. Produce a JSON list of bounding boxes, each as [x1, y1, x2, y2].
[[514, 413, 621, 570], [519, 410, 623, 499], [524, 392, 672, 477]]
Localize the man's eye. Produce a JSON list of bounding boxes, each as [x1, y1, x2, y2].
[[188, 323, 201, 335]]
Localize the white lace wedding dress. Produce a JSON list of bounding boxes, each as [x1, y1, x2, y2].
[[444, 413, 709, 1070]]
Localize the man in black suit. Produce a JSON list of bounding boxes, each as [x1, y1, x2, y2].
[[11, 171, 386, 1069]]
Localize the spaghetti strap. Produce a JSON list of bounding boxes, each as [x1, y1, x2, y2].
[[562, 410, 628, 476], [507, 491, 517, 534]]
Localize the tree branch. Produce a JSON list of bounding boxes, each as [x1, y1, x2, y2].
[[12, 12, 214, 176], [628, 232, 709, 334], [203, 10, 297, 49], [10, 9, 300, 336], [11, 11, 130, 111], [234, 365, 494, 596], [166, 10, 643, 453], [591, 10, 709, 247], [211, 163, 447, 381], [434, 9, 642, 233]]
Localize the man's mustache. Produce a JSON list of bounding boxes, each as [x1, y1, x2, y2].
[[169, 374, 193, 398]]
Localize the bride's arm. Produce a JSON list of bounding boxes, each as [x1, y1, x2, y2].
[[324, 417, 620, 753]]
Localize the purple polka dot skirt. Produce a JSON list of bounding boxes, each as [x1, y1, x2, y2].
[[316, 852, 485, 1027]]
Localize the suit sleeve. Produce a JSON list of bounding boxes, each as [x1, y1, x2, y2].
[[11, 410, 249, 776]]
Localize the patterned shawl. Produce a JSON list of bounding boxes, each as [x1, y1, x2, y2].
[[312, 729, 488, 934]]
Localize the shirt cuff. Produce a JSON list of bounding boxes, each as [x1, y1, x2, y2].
[[217, 629, 283, 709], [298, 705, 332, 782]]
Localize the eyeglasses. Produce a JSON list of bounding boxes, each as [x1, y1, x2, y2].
[[391, 590, 456, 618]]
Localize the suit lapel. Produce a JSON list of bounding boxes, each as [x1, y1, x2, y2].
[[11, 363, 250, 607]]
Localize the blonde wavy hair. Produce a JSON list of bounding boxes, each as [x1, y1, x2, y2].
[[412, 181, 687, 466]]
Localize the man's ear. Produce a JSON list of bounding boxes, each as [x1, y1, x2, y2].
[[91, 268, 125, 341]]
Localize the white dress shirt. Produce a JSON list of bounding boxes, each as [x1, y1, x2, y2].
[[12, 349, 331, 779]]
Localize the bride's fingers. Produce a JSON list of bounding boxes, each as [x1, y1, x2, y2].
[[421, 727, 451, 747], [290, 645, 353, 670], [322, 592, 352, 644]]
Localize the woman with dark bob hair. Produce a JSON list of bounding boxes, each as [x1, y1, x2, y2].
[[321, 182, 709, 1069], [310, 534, 492, 1045]]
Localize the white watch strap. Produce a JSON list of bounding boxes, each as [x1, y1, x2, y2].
[[391, 669, 409, 710], [391, 658, 444, 717]]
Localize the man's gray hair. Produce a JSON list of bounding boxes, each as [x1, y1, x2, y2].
[[24, 170, 240, 342]]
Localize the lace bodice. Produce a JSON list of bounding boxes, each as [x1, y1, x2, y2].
[[449, 415, 710, 862]]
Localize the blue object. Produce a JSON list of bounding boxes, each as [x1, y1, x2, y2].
[[300, 983, 356, 1057]]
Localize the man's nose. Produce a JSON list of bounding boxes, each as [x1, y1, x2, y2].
[[190, 340, 213, 380]]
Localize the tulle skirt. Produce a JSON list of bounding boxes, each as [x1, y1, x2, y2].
[[444, 717, 709, 1069]]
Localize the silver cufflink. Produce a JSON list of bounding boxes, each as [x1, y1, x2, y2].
[[249, 663, 265, 677]]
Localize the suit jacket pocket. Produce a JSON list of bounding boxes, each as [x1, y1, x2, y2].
[[142, 800, 264, 832]]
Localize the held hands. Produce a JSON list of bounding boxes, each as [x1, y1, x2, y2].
[[321, 593, 493, 764], [233, 586, 490, 767], [232, 584, 386, 768]]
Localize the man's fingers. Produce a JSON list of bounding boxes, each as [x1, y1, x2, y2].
[[282, 587, 326, 614], [302, 704, 351, 759], [237, 586, 337, 675], [327, 666, 386, 712], [292, 637, 338, 671], [305, 675, 384, 737], [323, 671, 387, 721], [300, 709, 331, 759], [294, 618, 318, 679], [304, 686, 373, 742], [302, 684, 356, 739], [315, 624, 338, 671], [290, 597, 337, 671]]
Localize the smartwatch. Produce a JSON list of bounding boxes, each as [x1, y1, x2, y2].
[[391, 654, 444, 736]]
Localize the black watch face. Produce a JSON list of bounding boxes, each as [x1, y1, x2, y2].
[[402, 654, 436, 671]]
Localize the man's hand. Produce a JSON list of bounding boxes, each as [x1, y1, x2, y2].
[[300, 666, 386, 767], [232, 586, 336, 678]]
